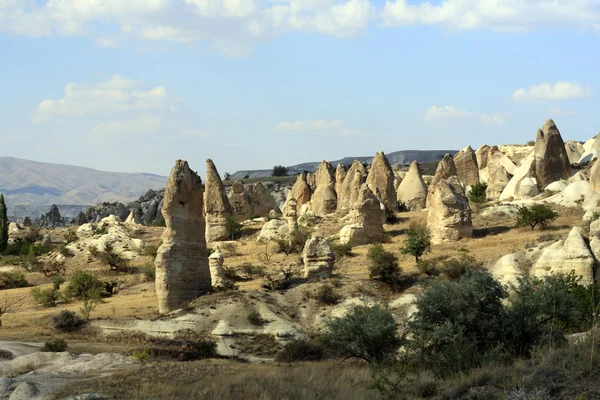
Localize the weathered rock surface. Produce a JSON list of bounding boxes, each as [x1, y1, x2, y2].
[[340, 184, 384, 246], [208, 248, 226, 289], [302, 236, 335, 279], [257, 219, 290, 243], [39, 204, 64, 228], [578, 135, 600, 164], [426, 154, 457, 209], [454, 146, 480, 187], [490, 253, 523, 288], [565, 140, 585, 164], [534, 119, 572, 190], [427, 177, 472, 244], [205, 159, 234, 243], [283, 173, 312, 216], [250, 182, 281, 217], [590, 159, 600, 193], [335, 164, 347, 200], [366, 152, 397, 211], [337, 160, 367, 211], [500, 152, 539, 200], [532, 227, 594, 285], [396, 161, 428, 211], [311, 161, 337, 216], [155, 160, 211, 314], [476, 144, 491, 182], [227, 180, 253, 219], [486, 146, 513, 199]]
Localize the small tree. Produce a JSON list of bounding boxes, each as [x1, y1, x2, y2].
[[224, 216, 243, 240], [0, 194, 8, 254], [368, 244, 402, 285], [515, 204, 559, 230], [400, 222, 431, 262], [468, 182, 488, 210], [0, 294, 12, 327], [271, 165, 289, 177], [223, 172, 231, 181]]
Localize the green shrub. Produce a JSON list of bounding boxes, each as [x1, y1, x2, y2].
[[515, 204, 559, 230], [331, 243, 353, 260], [468, 182, 488, 208], [272, 165, 289, 177], [527, 140, 535, 146], [368, 244, 403, 285], [95, 242, 130, 273], [416, 259, 440, 276], [240, 263, 265, 277], [277, 227, 310, 255], [400, 222, 431, 262], [316, 284, 341, 305], [276, 339, 325, 362], [43, 338, 68, 352], [262, 269, 295, 291], [206, 247, 215, 257], [225, 217, 243, 240], [31, 287, 60, 307], [324, 305, 402, 364], [187, 339, 218, 360], [52, 310, 85, 332], [65, 271, 107, 300], [143, 244, 159, 258], [93, 224, 108, 235], [441, 255, 482, 280], [64, 231, 78, 244], [247, 310, 266, 326], [0, 272, 29, 289], [139, 264, 156, 281]]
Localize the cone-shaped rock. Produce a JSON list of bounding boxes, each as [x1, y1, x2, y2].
[[205, 159, 234, 243], [454, 146, 480, 187], [339, 183, 384, 246], [335, 164, 347, 199], [227, 180, 252, 219], [426, 154, 457, 209], [283, 172, 312, 216], [311, 160, 337, 216], [476, 144, 491, 182], [337, 160, 367, 210], [427, 177, 472, 244], [397, 161, 428, 210], [251, 182, 281, 217], [534, 119, 572, 190], [366, 152, 397, 211], [565, 140, 584, 165], [306, 172, 317, 192], [486, 146, 513, 199], [155, 160, 211, 314]]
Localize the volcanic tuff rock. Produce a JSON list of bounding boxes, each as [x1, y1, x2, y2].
[[366, 152, 397, 211], [534, 119, 572, 190], [205, 159, 234, 243], [283, 172, 312, 216], [340, 183, 384, 246], [337, 160, 367, 211], [311, 160, 337, 216], [155, 160, 211, 314], [302, 236, 335, 279], [454, 146, 480, 187], [426, 154, 457, 209], [476, 144, 491, 182], [250, 182, 282, 217], [396, 161, 428, 211], [427, 177, 472, 244], [335, 164, 347, 200], [39, 204, 64, 228], [485, 146, 514, 199], [228, 180, 253, 219], [565, 140, 585, 164]]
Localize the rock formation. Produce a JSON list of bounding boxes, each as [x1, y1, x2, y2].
[[311, 160, 337, 216], [155, 160, 211, 314], [454, 146, 480, 187], [591, 159, 600, 193], [427, 177, 472, 244], [565, 140, 584, 165], [532, 227, 594, 285], [257, 219, 290, 243], [476, 144, 491, 182], [205, 159, 234, 243], [486, 146, 513, 199], [208, 248, 226, 289], [426, 154, 457, 209], [578, 135, 600, 164], [396, 161, 428, 210], [340, 184, 384, 246], [39, 205, 64, 228], [283, 173, 312, 216], [75, 211, 88, 226], [250, 182, 281, 217], [228, 180, 253, 219], [366, 152, 397, 211], [335, 164, 347, 199], [302, 236, 335, 279], [499, 152, 539, 200], [306, 172, 317, 192], [337, 161, 367, 211], [533, 119, 572, 190]]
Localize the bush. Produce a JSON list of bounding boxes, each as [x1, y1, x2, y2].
[[0, 271, 28, 289], [143, 245, 159, 258], [330, 243, 353, 260], [59, 246, 74, 258], [64, 231, 78, 244], [368, 244, 403, 285], [515, 204, 559, 230], [52, 310, 85, 332], [240, 263, 265, 277], [65, 271, 107, 300], [316, 284, 341, 305], [441, 255, 482, 280], [94, 242, 130, 273], [43, 338, 68, 352], [277, 227, 310, 255], [400, 222, 431, 262], [221, 242, 237, 256], [139, 264, 156, 281], [468, 182, 488, 208], [324, 305, 402, 363], [31, 287, 60, 307], [272, 165, 289, 177], [416, 259, 440, 276], [248, 310, 266, 326], [94, 224, 108, 235], [225, 217, 243, 240], [527, 140, 535, 146], [262, 268, 295, 291], [152, 215, 166, 227], [276, 339, 325, 362]]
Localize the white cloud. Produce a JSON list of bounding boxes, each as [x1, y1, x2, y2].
[[33, 75, 168, 123], [480, 114, 505, 124], [178, 129, 215, 139], [511, 81, 594, 102], [0, 136, 17, 145], [424, 106, 472, 121], [96, 37, 120, 48], [0, 0, 374, 56], [89, 116, 161, 138], [273, 119, 366, 136], [381, 0, 600, 32]]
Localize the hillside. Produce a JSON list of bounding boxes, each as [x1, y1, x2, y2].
[[230, 149, 456, 179], [0, 157, 167, 217]]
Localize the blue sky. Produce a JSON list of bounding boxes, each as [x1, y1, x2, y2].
[[1, 0, 599, 177]]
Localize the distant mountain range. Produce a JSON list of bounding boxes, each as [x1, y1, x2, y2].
[[0, 157, 167, 219], [230, 150, 456, 179]]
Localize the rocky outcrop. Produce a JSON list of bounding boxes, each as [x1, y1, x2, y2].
[[427, 177, 472, 244], [337, 160, 367, 211], [283, 173, 312, 216], [311, 160, 337, 216], [565, 140, 584, 165], [491, 254, 523, 288], [532, 227, 594, 285], [302, 236, 335, 279], [454, 146, 480, 187], [205, 159, 234, 243], [39, 204, 64, 228], [335, 164, 347, 199], [228, 180, 253, 219], [256, 219, 290, 243], [476, 144, 491, 182], [534, 119, 572, 190], [75, 211, 88, 226], [250, 182, 281, 217], [208, 248, 226, 289], [366, 152, 397, 211], [155, 160, 211, 314], [426, 154, 457, 209], [396, 161, 428, 211], [500, 152, 539, 200], [340, 184, 384, 246], [306, 172, 317, 192], [486, 147, 513, 199], [578, 135, 600, 164]]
